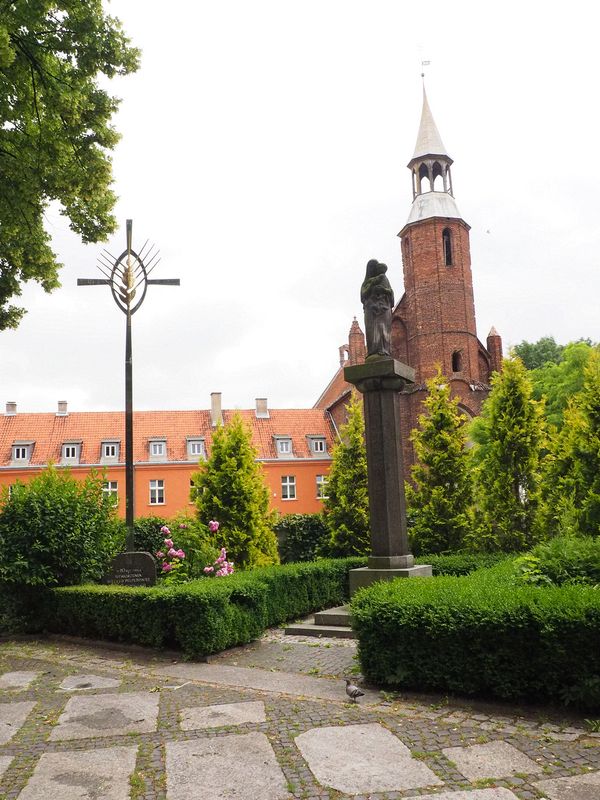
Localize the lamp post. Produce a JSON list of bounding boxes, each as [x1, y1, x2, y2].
[[78, 219, 180, 553]]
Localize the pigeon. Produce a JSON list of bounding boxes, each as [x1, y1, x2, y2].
[[345, 678, 365, 703]]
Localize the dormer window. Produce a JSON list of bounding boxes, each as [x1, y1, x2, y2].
[[101, 441, 120, 464], [61, 441, 81, 465], [187, 438, 206, 461], [307, 436, 327, 456], [11, 442, 33, 465], [149, 439, 167, 461], [274, 437, 293, 457]]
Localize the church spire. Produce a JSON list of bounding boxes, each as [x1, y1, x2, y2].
[[410, 87, 451, 163], [404, 86, 462, 225]]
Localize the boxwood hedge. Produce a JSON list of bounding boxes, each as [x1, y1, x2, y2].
[[351, 561, 600, 710], [43, 557, 366, 658]]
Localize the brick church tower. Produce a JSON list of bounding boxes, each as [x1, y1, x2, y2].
[[316, 87, 502, 469], [392, 87, 502, 461]]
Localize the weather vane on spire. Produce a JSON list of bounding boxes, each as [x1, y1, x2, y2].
[[421, 59, 431, 81]]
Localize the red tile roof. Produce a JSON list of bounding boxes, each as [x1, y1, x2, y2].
[[0, 408, 336, 467]]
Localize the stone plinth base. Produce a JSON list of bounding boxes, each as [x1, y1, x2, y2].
[[349, 564, 432, 595]]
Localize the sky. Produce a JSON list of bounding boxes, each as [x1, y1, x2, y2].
[[1, 0, 599, 413]]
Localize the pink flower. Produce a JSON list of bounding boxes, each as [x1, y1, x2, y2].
[[216, 567, 227, 577], [168, 548, 177, 557], [226, 564, 234, 574], [179, 523, 188, 529], [203, 565, 214, 573], [160, 525, 171, 535], [162, 562, 172, 572], [156, 551, 164, 559], [164, 538, 174, 548], [176, 549, 185, 559], [216, 555, 224, 564], [209, 520, 220, 532]]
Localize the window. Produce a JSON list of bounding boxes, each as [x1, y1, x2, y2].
[[102, 481, 118, 504], [316, 474, 328, 499], [442, 227, 453, 266], [187, 439, 205, 460], [309, 437, 327, 455], [11, 442, 33, 465], [149, 440, 166, 459], [452, 350, 463, 372], [281, 475, 296, 500], [102, 442, 119, 461], [275, 437, 292, 457], [149, 479, 164, 505], [62, 442, 80, 463]]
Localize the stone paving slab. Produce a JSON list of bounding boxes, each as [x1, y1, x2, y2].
[[49, 690, 159, 740], [443, 740, 542, 780], [17, 745, 137, 800], [180, 700, 266, 729], [0, 700, 35, 744], [155, 661, 381, 703], [166, 732, 288, 800], [58, 673, 121, 691], [534, 770, 600, 800], [0, 670, 40, 690], [295, 722, 443, 794]]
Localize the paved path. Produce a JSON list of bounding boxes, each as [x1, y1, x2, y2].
[[0, 631, 598, 799]]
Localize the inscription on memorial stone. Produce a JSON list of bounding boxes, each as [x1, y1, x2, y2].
[[108, 552, 156, 587]]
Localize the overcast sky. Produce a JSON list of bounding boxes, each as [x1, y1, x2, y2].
[[1, 1, 599, 413]]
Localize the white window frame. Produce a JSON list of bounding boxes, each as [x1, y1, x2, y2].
[[151, 441, 165, 457], [102, 442, 119, 461], [13, 446, 28, 461], [187, 439, 205, 460], [281, 475, 296, 501], [316, 474, 328, 499], [102, 480, 118, 503], [149, 479, 165, 505], [307, 436, 327, 456], [63, 444, 77, 459], [276, 437, 292, 457]]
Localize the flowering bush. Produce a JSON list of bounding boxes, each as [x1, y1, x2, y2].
[[203, 527, 234, 578], [156, 525, 186, 582]]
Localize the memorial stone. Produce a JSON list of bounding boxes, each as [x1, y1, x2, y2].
[[108, 551, 156, 587]]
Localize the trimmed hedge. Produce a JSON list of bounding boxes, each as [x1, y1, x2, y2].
[[351, 563, 600, 709], [44, 557, 366, 658], [416, 552, 507, 576]]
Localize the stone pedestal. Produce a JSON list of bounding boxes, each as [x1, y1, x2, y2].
[[344, 357, 432, 594]]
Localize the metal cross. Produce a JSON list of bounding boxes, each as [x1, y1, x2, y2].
[[78, 219, 180, 552]]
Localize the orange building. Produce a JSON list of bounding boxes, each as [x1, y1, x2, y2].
[[0, 394, 336, 518]]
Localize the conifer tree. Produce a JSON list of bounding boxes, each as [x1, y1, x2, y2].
[[541, 350, 600, 537], [323, 393, 370, 556], [405, 370, 472, 555], [192, 414, 279, 568], [470, 357, 547, 552]]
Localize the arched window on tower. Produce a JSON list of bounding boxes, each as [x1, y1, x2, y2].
[[452, 350, 463, 373], [442, 227, 453, 266], [432, 161, 444, 191], [418, 162, 430, 193]]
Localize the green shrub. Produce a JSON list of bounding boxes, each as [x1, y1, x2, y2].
[[516, 536, 600, 586], [0, 468, 122, 587], [417, 552, 508, 576], [45, 557, 366, 657], [351, 566, 600, 710], [133, 515, 169, 553], [277, 514, 329, 563]]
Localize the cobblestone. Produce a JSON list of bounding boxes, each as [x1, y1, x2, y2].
[[0, 635, 598, 799]]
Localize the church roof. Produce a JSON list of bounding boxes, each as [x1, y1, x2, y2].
[[405, 191, 462, 226], [410, 87, 451, 163]]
